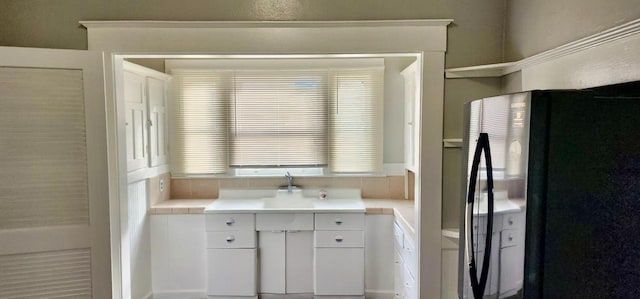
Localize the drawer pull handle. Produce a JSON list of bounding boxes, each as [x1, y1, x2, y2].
[[225, 219, 235, 226], [225, 236, 235, 243], [335, 219, 343, 225], [335, 236, 344, 242]]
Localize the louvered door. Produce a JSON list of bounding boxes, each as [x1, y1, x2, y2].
[[0, 46, 111, 298]]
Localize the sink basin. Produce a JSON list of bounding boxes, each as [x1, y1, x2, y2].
[[206, 188, 365, 213], [261, 189, 316, 209], [262, 198, 315, 210]]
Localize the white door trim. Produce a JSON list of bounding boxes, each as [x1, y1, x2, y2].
[[85, 20, 450, 299]]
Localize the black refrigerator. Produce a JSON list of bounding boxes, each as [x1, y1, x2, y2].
[[458, 81, 640, 299]]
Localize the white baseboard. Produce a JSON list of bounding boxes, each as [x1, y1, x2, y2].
[[150, 291, 392, 299], [151, 290, 206, 299]]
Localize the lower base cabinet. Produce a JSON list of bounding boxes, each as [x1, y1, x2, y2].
[[259, 231, 314, 294], [314, 248, 365, 296], [207, 249, 257, 297], [393, 220, 417, 299]]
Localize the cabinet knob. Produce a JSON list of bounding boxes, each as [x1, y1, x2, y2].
[[508, 236, 513, 242], [225, 219, 235, 226], [335, 236, 344, 242], [335, 218, 343, 225], [508, 218, 514, 225], [226, 236, 235, 243]]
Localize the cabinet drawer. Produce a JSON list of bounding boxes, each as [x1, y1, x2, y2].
[[315, 230, 364, 248], [394, 248, 404, 265], [502, 212, 523, 231], [403, 263, 417, 299], [471, 216, 487, 234], [393, 222, 404, 250], [256, 213, 314, 231], [207, 231, 256, 249], [402, 235, 417, 275], [206, 213, 254, 231], [315, 213, 364, 230], [500, 229, 518, 249]]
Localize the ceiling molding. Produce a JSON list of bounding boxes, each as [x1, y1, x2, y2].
[[445, 17, 640, 78], [80, 19, 453, 29]]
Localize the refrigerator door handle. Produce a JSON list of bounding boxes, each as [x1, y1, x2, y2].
[[466, 133, 495, 299]]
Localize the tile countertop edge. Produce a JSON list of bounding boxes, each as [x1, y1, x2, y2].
[[149, 198, 416, 234]]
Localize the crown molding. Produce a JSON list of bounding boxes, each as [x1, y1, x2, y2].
[[445, 18, 640, 78], [80, 19, 453, 29]]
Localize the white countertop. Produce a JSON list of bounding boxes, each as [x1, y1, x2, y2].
[[150, 193, 415, 235], [205, 198, 365, 213], [205, 188, 366, 213]]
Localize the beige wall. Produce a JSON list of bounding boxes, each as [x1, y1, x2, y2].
[[442, 78, 502, 228], [505, 0, 640, 60], [0, 0, 505, 55], [0, 0, 507, 229]]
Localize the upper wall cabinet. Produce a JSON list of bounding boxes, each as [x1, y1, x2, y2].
[[401, 61, 420, 173], [123, 62, 171, 174]]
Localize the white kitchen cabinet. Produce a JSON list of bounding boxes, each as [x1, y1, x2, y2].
[[285, 231, 314, 294], [394, 248, 405, 299], [123, 61, 171, 174], [314, 212, 365, 297], [257, 214, 314, 295], [146, 76, 169, 167], [259, 231, 286, 294], [155, 211, 386, 298], [462, 211, 525, 299], [206, 213, 257, 298], [124, 70, 148, 172], [401, 61, 420, 173], [207, 249, 257, 297], [150, 215, 206, 297], [393, 220, 417, 299], [314, 247, 365, 296]]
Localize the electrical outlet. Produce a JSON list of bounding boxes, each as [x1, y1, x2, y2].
[[159, 178, 165, 193]]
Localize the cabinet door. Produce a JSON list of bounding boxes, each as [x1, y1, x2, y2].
[[394, 249, 404, 298], [499, 245, 523, 296], [147, 76, 168, 167], [401, 62, 420, 173], [124, 70, 148, 171], [258, 231, 286, 294], [314, 247, 364, 296], [286, 231, 314, 293], [207, 248, 256, 296]]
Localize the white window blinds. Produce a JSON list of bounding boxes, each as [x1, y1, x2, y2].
[[230, 71, 328, 167], [329, 69, 384, 173], [169, 60, 384, 175], [171, 70, 231, 174]]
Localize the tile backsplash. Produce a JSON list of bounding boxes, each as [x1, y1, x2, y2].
[[170, 175, 407, 200]]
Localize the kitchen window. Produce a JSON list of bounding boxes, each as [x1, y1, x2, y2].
[[169, 59, 384, 176]]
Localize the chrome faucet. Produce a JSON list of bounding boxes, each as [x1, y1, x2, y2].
[[285, 172, 294, 193]]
